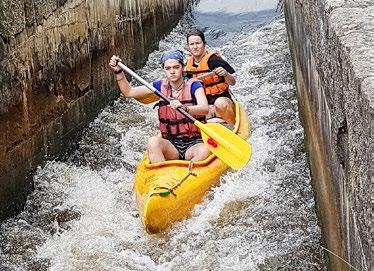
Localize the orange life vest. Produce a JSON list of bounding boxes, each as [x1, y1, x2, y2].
[[185, 50, 229, 95], [158, 79, 206, 139]]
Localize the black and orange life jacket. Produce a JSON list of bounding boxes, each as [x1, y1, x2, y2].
[[185, 50, 229, 95]]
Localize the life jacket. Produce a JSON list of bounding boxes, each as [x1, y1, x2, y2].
[[185, 50, 229, 95], [158, 78, 206, 139]]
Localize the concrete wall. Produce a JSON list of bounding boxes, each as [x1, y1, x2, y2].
[[284, 0, 373, 270], [0, 0, 190, 221]]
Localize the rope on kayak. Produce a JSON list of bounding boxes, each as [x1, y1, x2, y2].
[[150, 161, 197, 197]]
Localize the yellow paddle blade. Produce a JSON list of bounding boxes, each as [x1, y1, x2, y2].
[[194, 121, 252, 170]]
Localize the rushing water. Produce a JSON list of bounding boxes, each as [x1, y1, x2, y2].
[[0, 1, 325, 270]]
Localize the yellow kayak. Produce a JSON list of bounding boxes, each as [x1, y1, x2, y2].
[[133, 101, 250, 233]]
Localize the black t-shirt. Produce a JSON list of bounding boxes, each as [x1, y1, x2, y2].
[[207, 55, 235, 74], [186, 54, 235, 78]]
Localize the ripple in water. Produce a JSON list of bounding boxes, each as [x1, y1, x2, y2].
[[0, 2, 325, 270]]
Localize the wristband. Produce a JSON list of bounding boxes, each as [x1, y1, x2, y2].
[[114, 69, 123, 74]]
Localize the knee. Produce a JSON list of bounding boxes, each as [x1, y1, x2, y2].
[[199, 147, 211, 160], [214, 98, 232, 112], [187, 145, 211, 161], [147, 136, 161, 150]]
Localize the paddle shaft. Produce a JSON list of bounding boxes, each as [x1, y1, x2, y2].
[[196, 71, 215, 80], [117, 62, 197, 122]]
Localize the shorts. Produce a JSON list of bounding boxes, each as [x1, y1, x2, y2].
[[169, 136, 203, 160], [206, 91, 232, 105]]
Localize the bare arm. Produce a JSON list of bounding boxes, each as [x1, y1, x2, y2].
[[187, 87, 209, 116], [109, 55, 153, 98], [223, 72, 236, 86], [214, 67, 236, 86], [115, 73, 152, 98]]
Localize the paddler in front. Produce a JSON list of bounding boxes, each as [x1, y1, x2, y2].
[[109, 50, 211, 163]]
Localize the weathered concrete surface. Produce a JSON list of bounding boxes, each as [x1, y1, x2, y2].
[[0, 0, 190, 221], [284, 0, 373, 270]]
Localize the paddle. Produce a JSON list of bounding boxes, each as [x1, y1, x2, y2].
[[117, 62, 251, 170]]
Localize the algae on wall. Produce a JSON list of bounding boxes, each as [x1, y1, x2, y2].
[[0, 0, 190, 221]]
